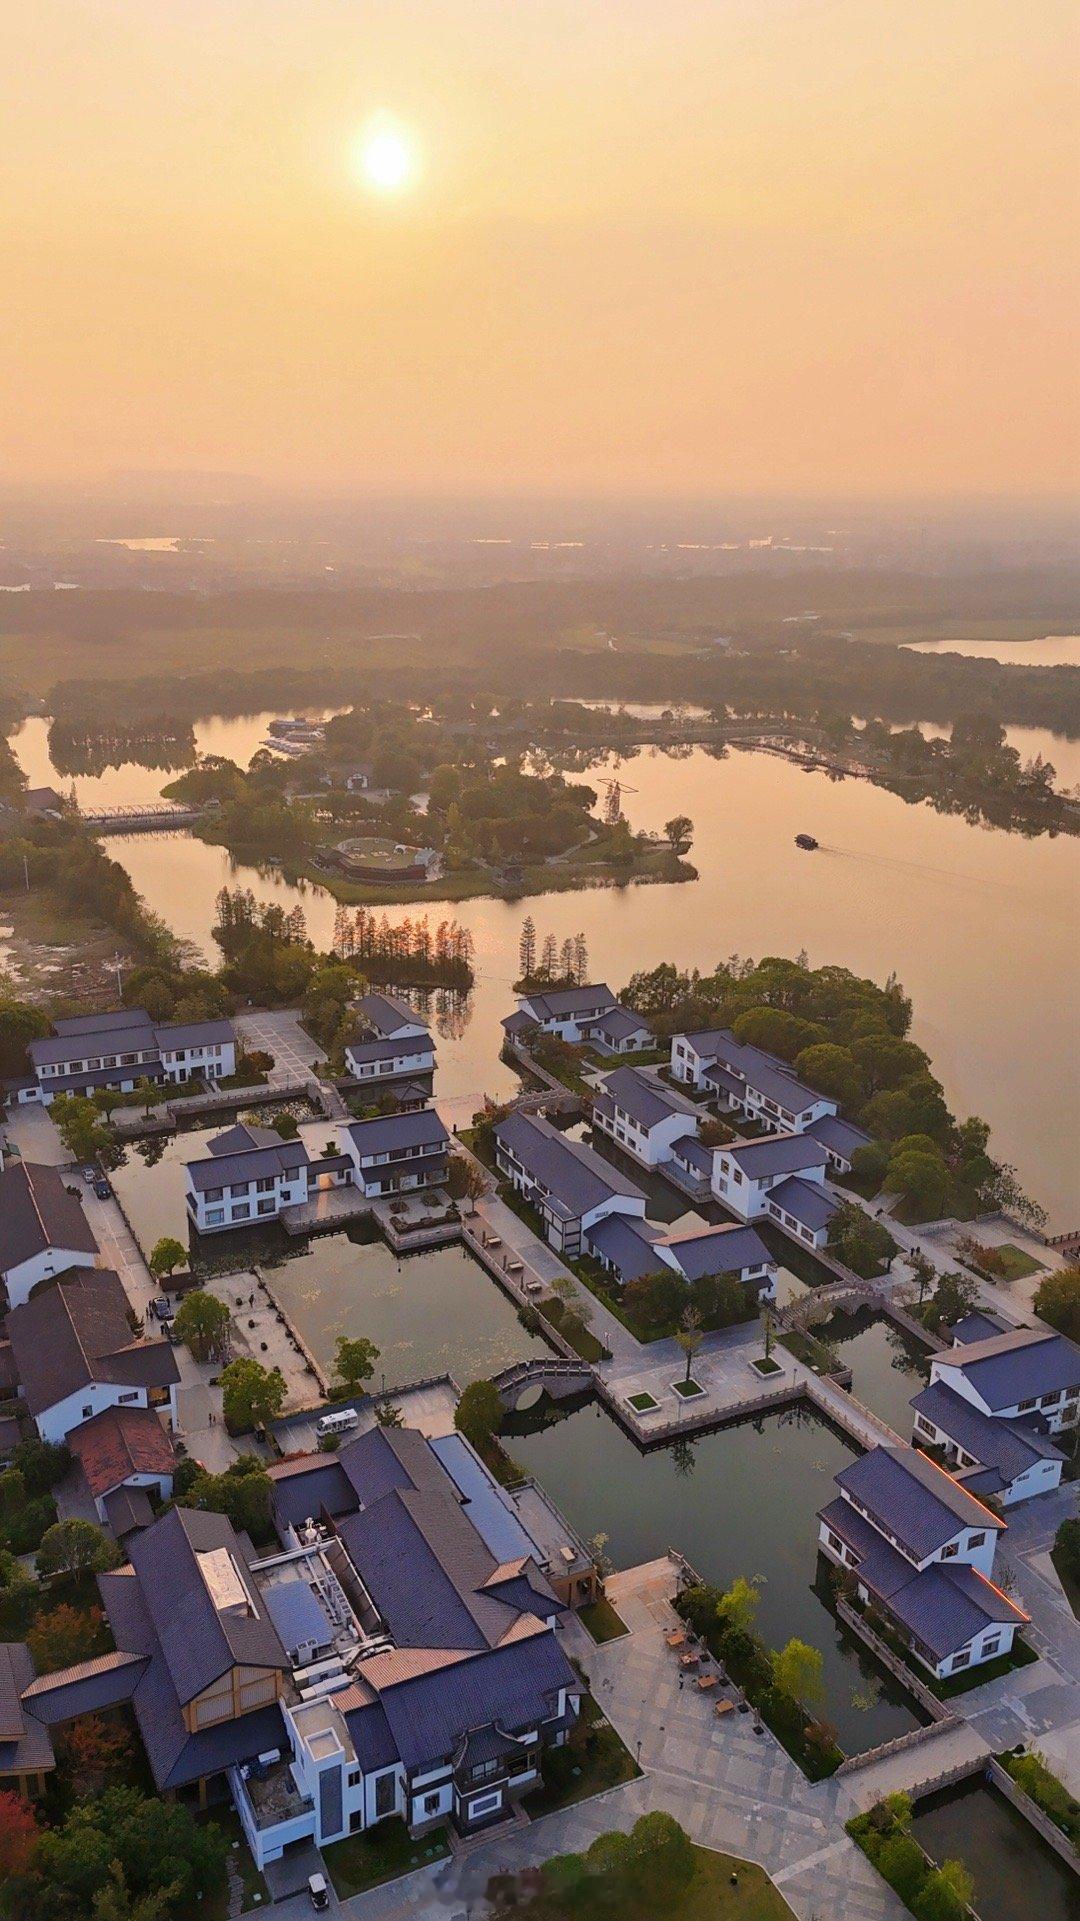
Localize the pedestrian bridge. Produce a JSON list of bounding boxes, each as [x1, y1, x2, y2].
[[491, 1357, 594, 1412]]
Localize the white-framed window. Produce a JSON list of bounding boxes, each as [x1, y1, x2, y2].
[[206, 1207, 225, 1225], [468, 1790, 502, 1818]]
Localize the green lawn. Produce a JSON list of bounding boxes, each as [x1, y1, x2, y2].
[[190, 1807, 271, 1921], [323, 1816, 450, 1899], [579, 1596, 629, 1643], [928, 1636, 1039, 1699], [1050, 1544, 1080, 1621], [988, 1243, 1043, 1281], [526, 1695, 641, 1815], [504, 1843, 794, 1920]]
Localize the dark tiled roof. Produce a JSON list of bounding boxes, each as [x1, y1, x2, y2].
[[18, 1647, 147, 1727], [911, 1381, 1063, 1485], [950, 1312, 1013, 1345], [725, 1134, 829, 1177], [670, 1133, 713, 1176], [805, 1113, 872, 1158], [598, 1066, 699, 1130], [346, 1034, 436, 1065], [501, 1010, 537, 1038], [7, 1269, 178, 1415], [522, 983, 616, 1020], [359, 1628, 577, 1773], [125, 1507, 289, 1707], [495, 1110, 644, 1219], [102, 1485, 156, 1538], [68, 1404, 176, 1499], [354, 992, 429, 1038], [0, 1643, 56, 1776], [935, 1328, 1080, 1411], [593, 1006, 651, 1041], [187, 1132, 309, 1192], [53, 1008, 146, 1037], [664, 1222, 772, 1280], [767, 1175, 838, 1233], [347, 1108, 450, 1161], [155, 1018, 234, 1051], [835, 1446, 1004, 1561], [0, 1161, 99, 1272], [887, 1561, 1028, 1662], [585, 1214, 665, 1282], [267, 1455, 358, 1530]]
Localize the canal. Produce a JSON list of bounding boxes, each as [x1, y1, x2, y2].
[[503, 1395, 926, 1755], [911, 1780, 1080, 1921]]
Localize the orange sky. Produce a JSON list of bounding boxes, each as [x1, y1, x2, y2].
[[4, 0, 1078, 496]]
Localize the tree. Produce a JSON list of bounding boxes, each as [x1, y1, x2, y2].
[[134, 1076, 159, 1117], [91, 1862, 180, 1921], [49, 1092, 112, 1164], [518, 915, 537, 980], [32, 1785, 226, 1919], [62, 1713, 135, 1798], [675, 1304, 703, 1384], [1034, 1265, 1080, 1342], [0, 998, 52, 1081], [10, 1437, 71, 1496], [219, 1357, 286, 1433], [172, 1288, 229, 1362], [623, 1269, 686, 1334], [793, 1043, 863, 1109], [914, 1857, 976, 1921], [27, 1603, 107, 1675], [179, 1456, 274, 1544], [0, 1789, 38, 1880], [446, 1155, 487, 1208], [908, 1249, 936, 1307], [664, 814, 694, 856], [886, 1146, 951, 1220], [1054, 1516, 1080, 1582], [270, 1109, 300, 1139], [36, 1520, 119, 1579], [732, 1006, 825, 1061], [827, 1202, 897, 1278], [333, 1335, 380, 1397], [927, 1269, 980, 1333], [773, 1637, 825, 1711], [716, 1574, 762, 1637], [148, 1237, 186, 1282], [455, 1378, 503, 1449]]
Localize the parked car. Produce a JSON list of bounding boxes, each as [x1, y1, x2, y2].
[[80, 1164, 97, 1183], [307, 1872, 329, 1911], [93, 1177, 111, 1200]]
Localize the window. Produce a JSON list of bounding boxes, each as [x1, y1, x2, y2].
[[205, 1186, 223, 1202], [232, 1203, 251, 1221], [82, 1404, 94, 1417], [347, 1767, 362, 1788], [257, 1199, 275, 1216], [421, 1792, 442, 1817], [941, 1542, 959, 1559], [468, 1790, 502, 1818], [951, 1651, 970, 1670], [119, 1391, 140, 1405], [1018, 1398, 1037, 1412], [967, 1531, 986, 1549], [206, 1208, 225, 1225], [915, 1415, 936, 1436], [982, 1637, 1001, 1658]]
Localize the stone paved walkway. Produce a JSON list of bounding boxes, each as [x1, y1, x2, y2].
[[300, 1557, 906, 1921]]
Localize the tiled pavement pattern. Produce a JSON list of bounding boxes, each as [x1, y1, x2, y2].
[[290, 1557, 907, 1921]]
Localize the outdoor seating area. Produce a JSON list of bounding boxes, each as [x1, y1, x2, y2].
[[664, 1625, 744, 1717]]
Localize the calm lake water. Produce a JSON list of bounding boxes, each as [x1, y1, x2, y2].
[[911, 1781, 1080, 1921], [7, 719, 1079, 1226], [819, 1308, 929, 1435], [263, 1234, 550, 1393], [904, 633, 1080, 670], [505, 1397, 923, 1753]]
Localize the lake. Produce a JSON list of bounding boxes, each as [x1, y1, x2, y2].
[[505, 1396, 925, 1754], [7, 722, 1079, 1227], [904, 633, 1080, 670]]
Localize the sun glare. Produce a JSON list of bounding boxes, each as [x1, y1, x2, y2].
[[354, 118, 418, 195]]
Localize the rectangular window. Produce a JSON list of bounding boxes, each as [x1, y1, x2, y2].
[[206, 1207, 225, 1225], [967, 1531, 986, 1549], [232, 1203, 251, 1220], [374, 1773, 396, 1818], [941, 1542, 959, 1559], [982, 1637, 1001, 1657], [951, 1651, 970, 1670], [257, 1199, 275, 1216]]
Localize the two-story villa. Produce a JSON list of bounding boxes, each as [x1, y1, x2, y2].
[[710, 1133, 839, 1247], [590, 1066, 702, 1169], [818, 1445, 1028, 1680], [345, 994, 436, 1093], [507, 984, 651, 1050], [910, 1325, 1080, 1505], [185, 1124, 311, 1234], [669, 1029, 838, 1135], [6, 1268, 180, 1446], [493, 1109, 646, 1257], [0, 1160, 100, 1309], [18, 1008, 236, 1105]]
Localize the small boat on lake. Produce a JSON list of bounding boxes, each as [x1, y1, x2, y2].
[[795, 833, 819, 850]]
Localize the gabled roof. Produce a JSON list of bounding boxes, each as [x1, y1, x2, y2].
[[592, 1006, 652, 1041], [951, 1311, 1014, 1346], [836, 1445, 1004, 1562], [7, 1269, 179, 1415], [805, 1113, 872, 1158], [911, 1381, 1063, 1487], [125, 1507, 289, 1707], [186, 1128, 309, 1192], [662, 1221, 773, 1280], [347, 1107, 449, 1160], [345, 1033, 436, 1065], [520, 983, 617, 1021], [585, 1214, 666, 1282], [670, 1133, 713, 1176], [723, 1134, 829, 1178], [0, 1161, 99, 1273], [0, 1642, 55, 1777], [30, 1010, 233, 1068], [68, 1404, 177, 1499], [597, 1065, 699, 1131], [767, 1174, 839, 1233], [933, 1327, 1080, 1411], [354, 991, 429, 1038], [495, 1110, 644, 1220]]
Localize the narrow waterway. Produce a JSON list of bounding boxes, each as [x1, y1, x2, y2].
[[504, 1396, 924, 1754], [7, 718, 1079, 1224], [910, 1781, 1080, 1921]]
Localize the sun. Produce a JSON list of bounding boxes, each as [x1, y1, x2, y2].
[[353, 117, 419, 196]]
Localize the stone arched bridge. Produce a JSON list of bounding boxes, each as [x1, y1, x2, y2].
[[491, 1357, 594, 1412]]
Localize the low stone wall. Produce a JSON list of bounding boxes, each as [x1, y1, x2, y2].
[[836, 1716, 963, 1779], [836, 1597, 951, 1723], [987, 1758, 1080, 1872]]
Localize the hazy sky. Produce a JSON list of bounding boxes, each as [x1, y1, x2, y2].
[[5, 1, 1078, 497]]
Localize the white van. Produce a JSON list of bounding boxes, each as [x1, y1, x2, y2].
[[316, 1408, 359, 1439]]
